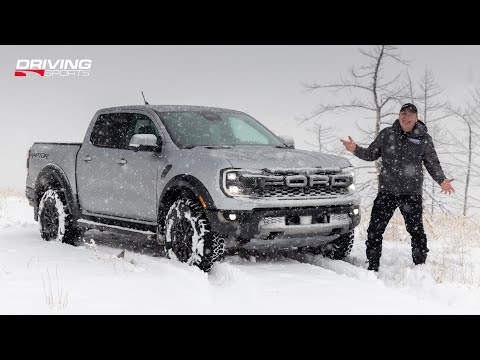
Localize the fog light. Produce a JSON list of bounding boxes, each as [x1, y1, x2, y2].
[[228, 186, 240, 194], [353, 208, 359, 215], [228, 213, 237, 221], [299, 215, 312, 225]]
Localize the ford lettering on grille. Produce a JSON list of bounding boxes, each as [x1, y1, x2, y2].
[[279, 174, 350, 187], [242, 172, 351, 199]]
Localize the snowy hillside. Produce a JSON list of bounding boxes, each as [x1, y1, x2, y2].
[[1, 191, 479, 314]]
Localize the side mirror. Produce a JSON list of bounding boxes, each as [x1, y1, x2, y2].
[[278, 135, 295, 149], [129, 134, 160, 151]]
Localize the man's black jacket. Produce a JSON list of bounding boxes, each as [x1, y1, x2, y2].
[[353, 119, 446, 195]]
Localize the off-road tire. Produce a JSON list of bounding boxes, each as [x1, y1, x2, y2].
[[38, 189, 79, 245], [165, 198, 225, 272], [319, 230, 354, 260]]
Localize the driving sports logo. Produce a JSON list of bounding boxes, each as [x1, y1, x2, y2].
[[14, 59, 92, 77]]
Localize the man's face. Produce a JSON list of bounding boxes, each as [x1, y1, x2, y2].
[[399, 108, 418, 132]]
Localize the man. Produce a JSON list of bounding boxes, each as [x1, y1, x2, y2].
[[340, 103, 454, 272]]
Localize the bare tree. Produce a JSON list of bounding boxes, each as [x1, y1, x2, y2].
[[405, 70, 421, 104], [301, 45, 409, 193], [445, 102, 480, 216], [416, 68, 452, 215], [305, 122, 338, 153]]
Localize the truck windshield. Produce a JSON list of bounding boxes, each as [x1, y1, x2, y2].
[[155, 111, 286, 149]]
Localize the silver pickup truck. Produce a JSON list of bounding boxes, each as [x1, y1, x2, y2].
[[26, 105, 361, 271]]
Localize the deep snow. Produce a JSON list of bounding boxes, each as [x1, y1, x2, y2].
[[1, 193, 479, 314]]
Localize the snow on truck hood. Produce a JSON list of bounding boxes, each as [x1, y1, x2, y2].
[[191, 146, 351, 169]]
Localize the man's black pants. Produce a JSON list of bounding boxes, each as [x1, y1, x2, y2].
[[366, 192, 429, 265]]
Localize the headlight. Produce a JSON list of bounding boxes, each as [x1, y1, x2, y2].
[[341, 166, 356, 193], [341, 166, 355, 178], [221, 169, 262, 197]]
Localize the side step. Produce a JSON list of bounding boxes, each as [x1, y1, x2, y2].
[[77, 219, 156, 237]]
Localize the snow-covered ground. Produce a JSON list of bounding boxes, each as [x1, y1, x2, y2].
[[1, 192, 480, 314]]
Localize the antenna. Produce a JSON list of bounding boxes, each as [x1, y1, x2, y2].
[[141, 91, 149, 105]]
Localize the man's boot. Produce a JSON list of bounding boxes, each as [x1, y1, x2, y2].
[[367, 261, 379, 272], [366, 248, 381, 272], [412, 247, 428, 265]]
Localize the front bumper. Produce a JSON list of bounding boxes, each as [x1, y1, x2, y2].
[[205, 204, 360, 249]]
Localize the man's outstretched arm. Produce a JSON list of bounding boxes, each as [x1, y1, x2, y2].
[[423, 135, 455, 195], [340, 130, 384, 161]]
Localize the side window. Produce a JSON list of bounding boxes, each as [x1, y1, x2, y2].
[[90, 113, 132, 149], [127, 113, 159, 143]]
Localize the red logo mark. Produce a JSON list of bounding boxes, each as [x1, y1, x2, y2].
[[14, 69, 45, 76]]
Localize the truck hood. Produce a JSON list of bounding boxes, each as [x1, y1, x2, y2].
[[192, 146, 351, 169]]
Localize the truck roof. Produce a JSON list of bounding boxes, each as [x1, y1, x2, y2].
[[98, 105, 244, 114]]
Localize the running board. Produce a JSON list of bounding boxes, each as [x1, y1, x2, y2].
[[77, 219, 156, 236]]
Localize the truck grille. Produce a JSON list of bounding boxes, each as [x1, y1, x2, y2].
[[263, 216, 286, 225], [259, 186, 348, 199], [252, 169, 350, 200]]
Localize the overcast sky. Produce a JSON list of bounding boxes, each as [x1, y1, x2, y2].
[[1, 45, 479, 191]]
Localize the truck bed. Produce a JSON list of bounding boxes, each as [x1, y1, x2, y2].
[[26, 142, 82, 194]]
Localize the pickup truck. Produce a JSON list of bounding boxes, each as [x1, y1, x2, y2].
[[26, 105, 361, 272]]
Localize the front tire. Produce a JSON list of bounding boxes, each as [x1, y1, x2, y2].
[[319, 230, 354, 260], [38, 189, 79, 245], [165, 198, 224, 272]]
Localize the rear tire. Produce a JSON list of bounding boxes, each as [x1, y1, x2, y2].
[[319, 230, 354, 260], [38, 189, 79, 245], [165, 198, 224, 272]]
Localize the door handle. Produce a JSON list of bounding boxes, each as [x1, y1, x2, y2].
[[117, 158, 127, 165], [82, 155, 92, 162]]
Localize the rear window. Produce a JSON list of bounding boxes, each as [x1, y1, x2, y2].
[[90, 113, 132, 149]]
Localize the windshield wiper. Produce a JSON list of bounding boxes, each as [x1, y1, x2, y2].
[[182, 145, 234, 149], [204, 145, 234, 149]]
